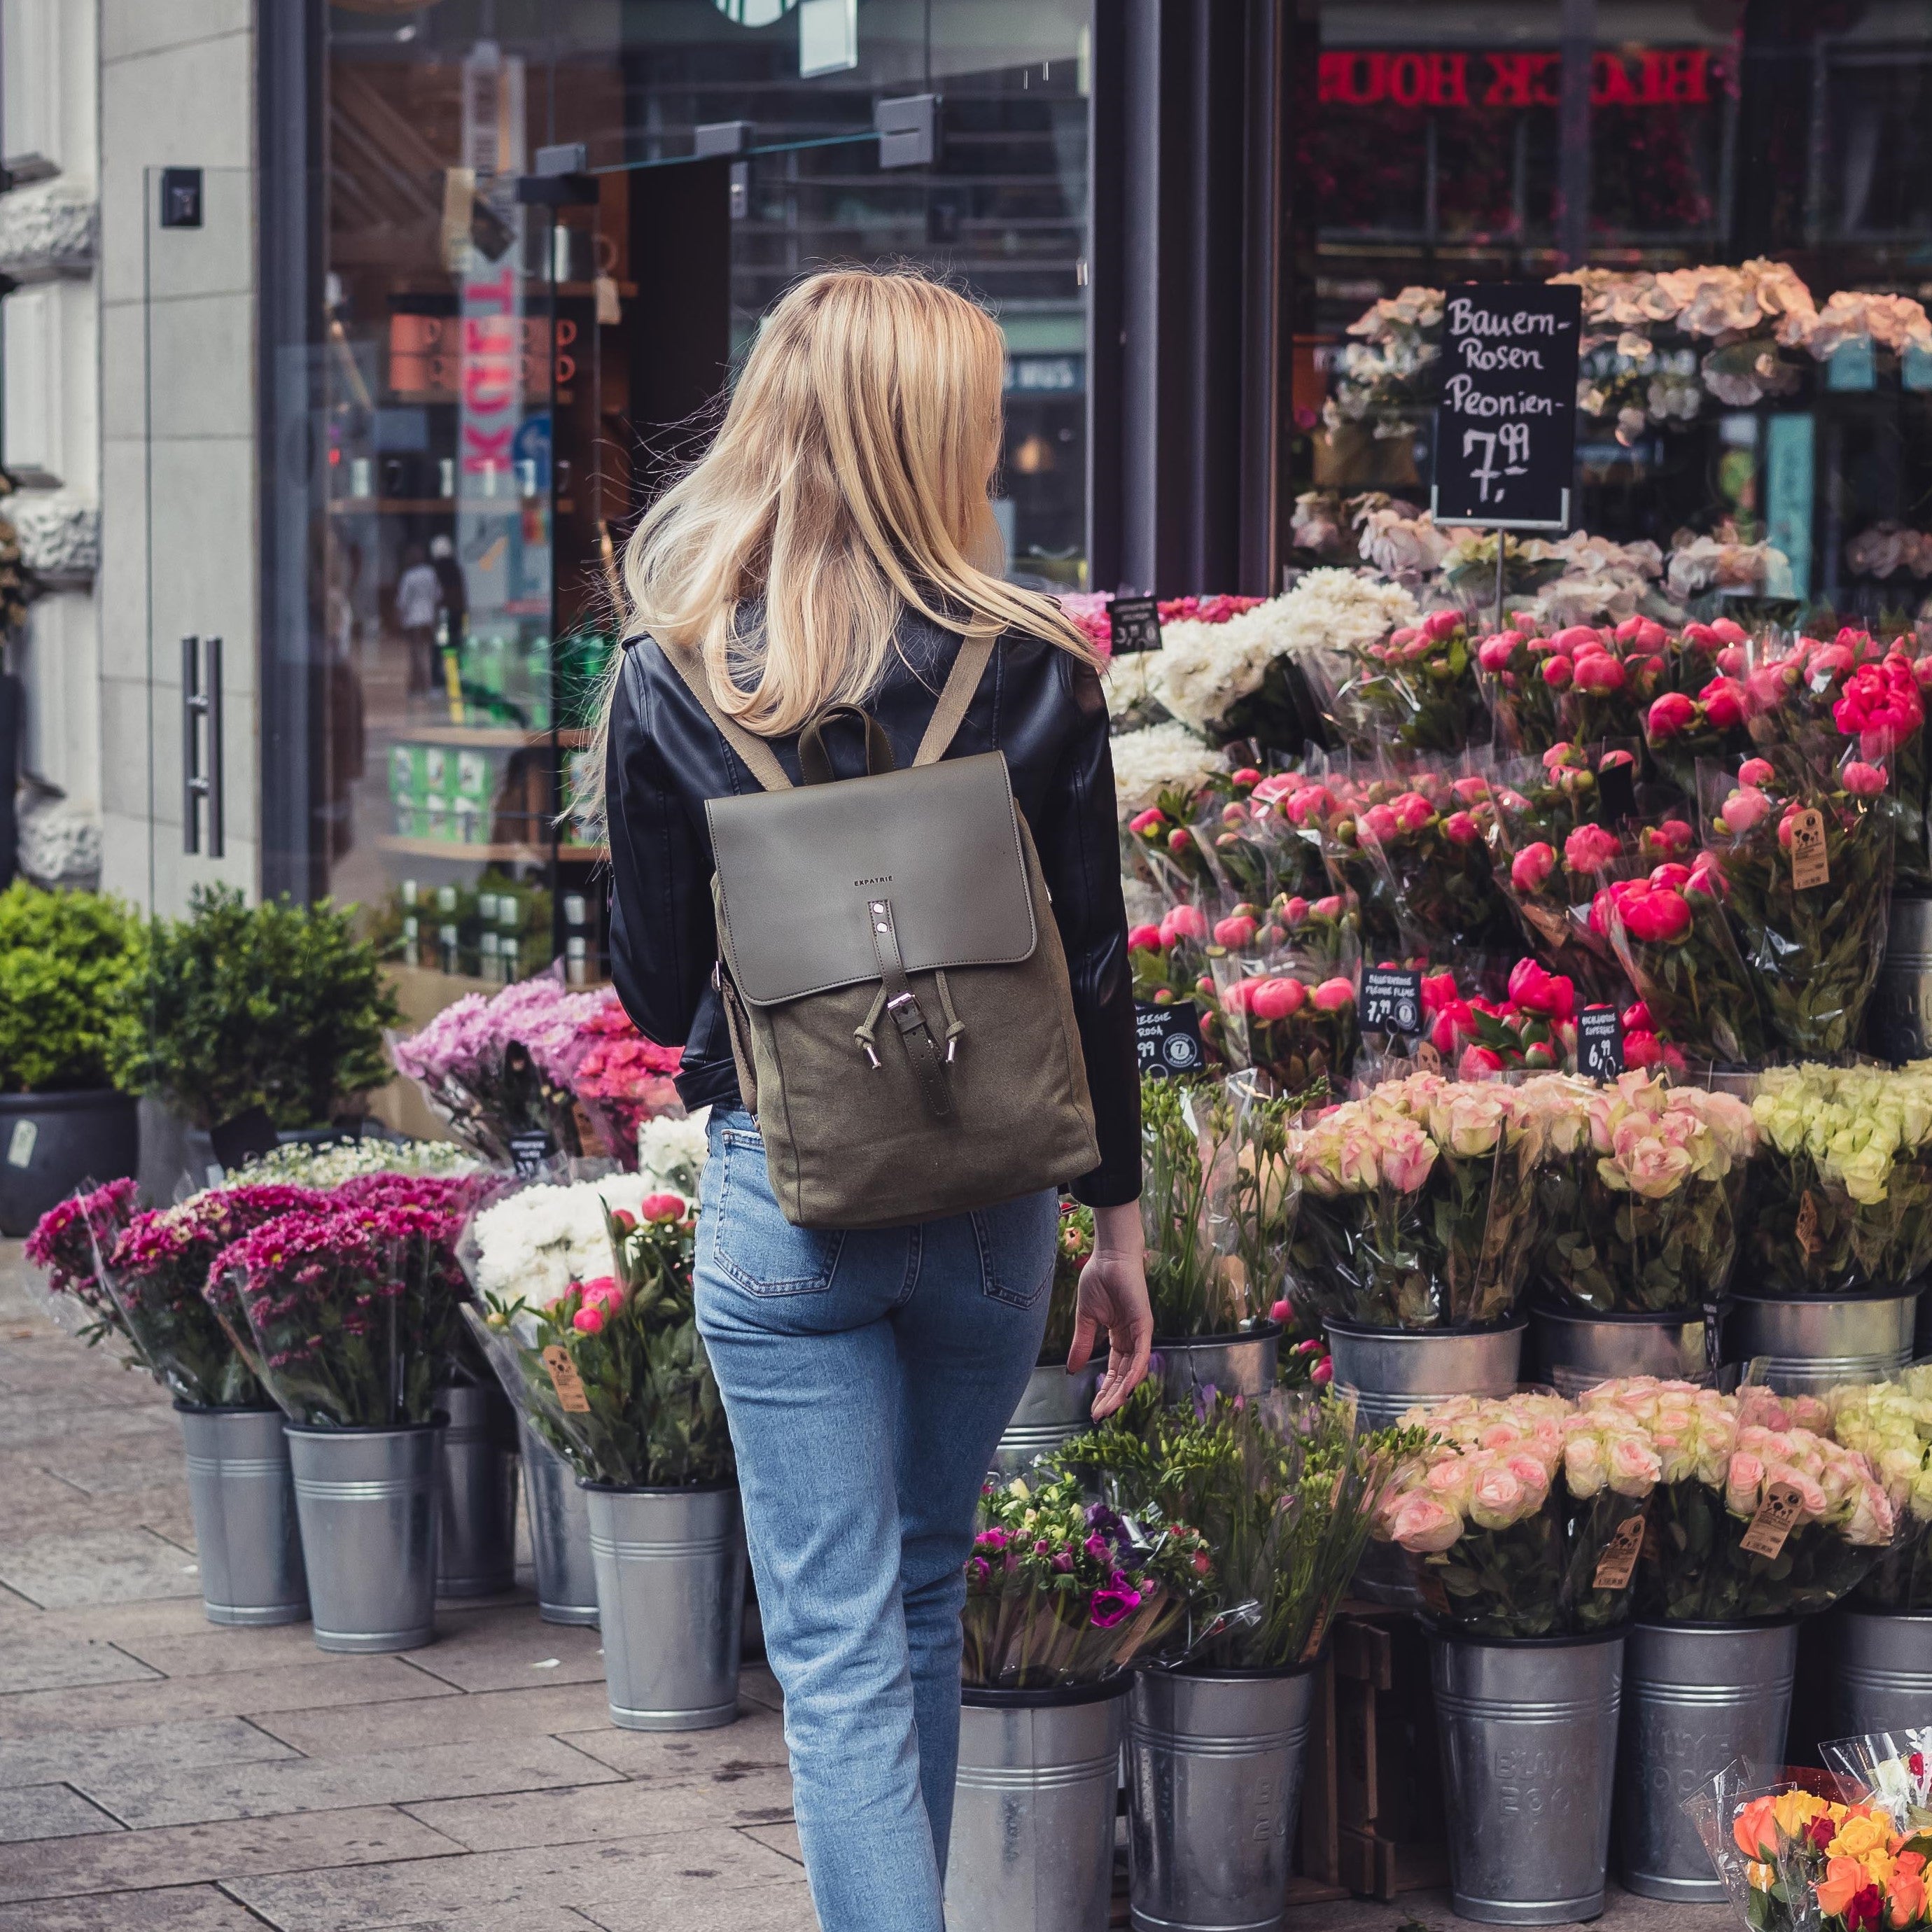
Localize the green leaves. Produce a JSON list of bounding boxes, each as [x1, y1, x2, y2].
[[106, 886, 399, 1129], [0, 883, 144, 1092]]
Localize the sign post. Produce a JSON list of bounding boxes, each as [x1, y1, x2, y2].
[[1430, 283, 1583, 624]]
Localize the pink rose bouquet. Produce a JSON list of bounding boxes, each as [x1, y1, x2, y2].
[[1578, 1379, 1897, 1623], [1376, 1390, 1658, 1635], [1704, 746, 1896, 1061], [1287, 1074, 1549, 1329], [1523, 1072, 1756, 1313], [960, 1471, 1213, 1688]]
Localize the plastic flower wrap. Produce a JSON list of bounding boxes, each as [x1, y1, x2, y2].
[[23, 1175, 140, 1347], [94, 1183, 328, 1406], [1704, 746, 1896, 1062], [388, 969, 606, 1165], [1139, 1075, 1300, 1338], [1830, 1371, 1932, 1614], [1287, 1074, 1548, 1330], [1579, 1378, 1896, 1622], [960, 1469, 1214, 1689], [1375, 1390, 1657, 1637], [1742, 1065, 1932, 1297], [1592, 846, 1768, 1066], [1525, 1071, 1756, 1314], [465, 1183, 729, 1488], [1063, 1383, 1418, 1670], [567, 990, 686, 1167], [1314, 606, 1490, 757], [214, 1188, 474, 1428]]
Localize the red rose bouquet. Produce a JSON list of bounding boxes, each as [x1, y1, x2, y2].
[[1704, 746, 1895, 1060]]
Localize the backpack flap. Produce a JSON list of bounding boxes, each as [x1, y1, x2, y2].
[[705, 750, 1037, 1006]]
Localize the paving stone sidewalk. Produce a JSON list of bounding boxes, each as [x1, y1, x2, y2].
[[0, 1242, 1723, 1932]]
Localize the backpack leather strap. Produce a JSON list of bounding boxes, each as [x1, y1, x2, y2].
[[867, 894, 954, 1121], [650, 636, 795, 794], [913, 629, 997, 767]]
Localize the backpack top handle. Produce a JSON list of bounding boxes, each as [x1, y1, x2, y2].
[[798, 706, 897, 785]]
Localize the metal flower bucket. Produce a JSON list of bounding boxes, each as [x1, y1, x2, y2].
[[517, 1415, 598, 1625], [1156, 1324, 1281, 1405], [1126, 1664, 1317, 1931], [583, 1480, 745, 1730], [946, 1679, 1128, 1932], [176, 1404, 307, 1627], [1431, 1629, 1624, 1925], [434, 1382, 519, 1599], [991, 1358, 1102, 1481], [1868, 895, 1932, 1063], [1828, 1606, 1932, 1736], [1530, 1304, 1712, 1397], [284, 1420, 442, 1653], [1721, 1292, 1917, 1395], [1618, 1619, 1798, 1902]]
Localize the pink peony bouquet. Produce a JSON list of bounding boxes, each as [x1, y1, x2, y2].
[[1287, 1074, 1550, 1330], [1413, 958, 1580, 1079], [1320, 607, 1492, 757], [1206, 892, 1360, 1093], [1522, 1071, 1756, 1313], [1704, 746, 1895, 1062], [1377, 1390, 1659, 1636], [1578, 1378, 1897, 1623]]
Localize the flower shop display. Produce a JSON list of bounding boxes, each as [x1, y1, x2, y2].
[[1740, 1064, 1932, 1299], [1705, 746, 1896, 1061], [465, 1177, 740, 1729], [1288, 1073, 1547, 1334], [0, 881, 143, 1236]]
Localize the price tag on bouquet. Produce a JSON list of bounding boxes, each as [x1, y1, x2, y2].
[[540, 1345, 592, 1414], [1592, 1513, 1646, 1590], [1110, 595, 1163, 655], [1789, 808, 1830, 890], [1362, 967, 1424, 1040], [509, 1130, 556, 1179], [1137, 1000, 1205, 1078], [1578, 1007, 1623, 1081], [1740, 1480, 1806, 1559]]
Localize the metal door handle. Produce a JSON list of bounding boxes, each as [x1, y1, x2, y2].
[[182, 634, 224, 857]]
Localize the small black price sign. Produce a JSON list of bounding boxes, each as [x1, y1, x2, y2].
[[508, 1129, 556, 1178], [1362, 967, 1423, 1039], [1578, 1006, 1623, 1081], [1110, 595, 1163, 656], [1432, 282, 1582, 531], [1136, 1000, 1205, 1079], [1597, 757, 1637, 826]]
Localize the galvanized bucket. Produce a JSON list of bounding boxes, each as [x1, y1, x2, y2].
[[946, 1679, 1128, 1932], [1867, 895, 1932, 1063], [1721, 1292, 1918, 1396], [517, 1414, 598, 1625], [1530, 1304, 1712, 1398], [583, 1481, 745, 1730], [1430, 1629, 1623, 1925], [1155, 1325, 1281, 1406], [1828, 1607, 1932, 1737], [991, 1358, 1102, 1481], [284, 1420, 442, 1653], [1127, 1664, 1316, 1931], [1618, 1620, 1798, 1902], [1324, 1317, 1525, 1429], [176, 1404, 308, 1627], [434, 1382, 519, 1599]]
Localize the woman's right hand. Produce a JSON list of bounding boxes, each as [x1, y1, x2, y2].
[[1066, 1200, 1153, 1420]]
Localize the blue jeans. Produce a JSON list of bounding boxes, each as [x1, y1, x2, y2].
[[694, 1109, 1058, 1932]]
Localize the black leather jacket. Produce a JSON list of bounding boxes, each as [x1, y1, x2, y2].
[[604, 613, 1140, 1208]]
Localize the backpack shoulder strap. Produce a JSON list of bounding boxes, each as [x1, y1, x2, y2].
[[646, 635, 794, 794], [912, 628, 998, 768]]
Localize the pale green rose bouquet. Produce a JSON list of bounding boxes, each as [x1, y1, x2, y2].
[[1740, 1063, 1932, 1295], [1830, 1368, 1932, 1611]]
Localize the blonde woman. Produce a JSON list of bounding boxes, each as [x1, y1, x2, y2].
[[600, 267, 1148, 1930]]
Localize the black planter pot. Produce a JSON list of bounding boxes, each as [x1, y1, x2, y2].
[[0, 1089, 139, 1236]]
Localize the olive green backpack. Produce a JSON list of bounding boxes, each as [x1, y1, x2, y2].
[[659, 631, 1099, 1230]]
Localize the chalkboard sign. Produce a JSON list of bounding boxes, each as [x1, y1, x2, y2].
[[1137, 999, 1205, 1078], [1362, 967, 1423, 1038], [1578, 1007, 1624, 1082], [1432, 283, 1581, 531], [1110, 596, 1163, 656]]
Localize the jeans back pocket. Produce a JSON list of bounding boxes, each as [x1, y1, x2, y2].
[[970, 1189, 1059, 1309], [710, 1128, 846, 1296]]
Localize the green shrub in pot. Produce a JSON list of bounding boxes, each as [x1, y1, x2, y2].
[[0, 881, 143, 1092], [108, 886, 399, 1129]]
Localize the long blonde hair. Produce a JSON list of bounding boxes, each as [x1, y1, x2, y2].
[[590, 267, 1093, 790]]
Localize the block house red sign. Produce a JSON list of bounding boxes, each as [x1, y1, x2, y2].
[[1317, 47, 1715, 110]]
